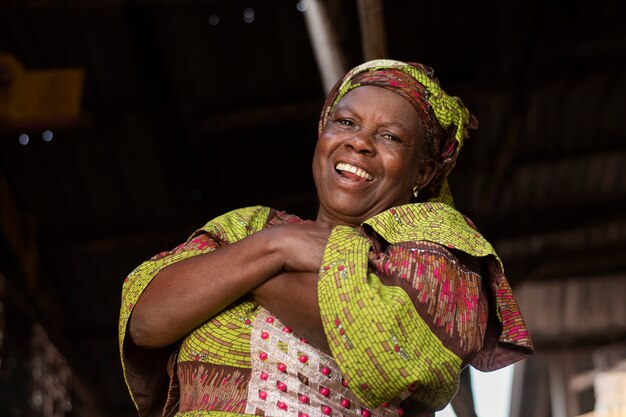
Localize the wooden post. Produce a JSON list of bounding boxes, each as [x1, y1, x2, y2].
[[548, 351, 580, 417], [356, 0, 387, 60], [450, 367, 478, 417], [510, 356, 552, 417], [303, 0, 346, 93]]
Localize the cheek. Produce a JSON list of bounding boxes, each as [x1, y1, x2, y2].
[[313, 132, 339, 165], [382, 152, 417, 184], [312, 139, 330, 182], [317, 130, 338, 149]]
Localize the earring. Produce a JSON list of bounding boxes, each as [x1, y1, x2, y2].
[[413, 185, 419, 198]]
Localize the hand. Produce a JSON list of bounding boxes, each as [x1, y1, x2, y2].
[[268, 221, 332, 273]]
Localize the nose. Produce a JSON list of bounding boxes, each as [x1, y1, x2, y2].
[[346, 126, 376, 155]]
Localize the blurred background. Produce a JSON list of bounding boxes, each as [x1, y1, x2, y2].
[[1, 0, 625, 416]]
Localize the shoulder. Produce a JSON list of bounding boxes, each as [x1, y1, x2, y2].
[[198, 206, 273, 231], [381, 240, 482, 276], [266, 209, 305, 227], [187, 206, 304, 244], [146, 206, 269, 248], [363, 202, 499, 262], [369, 238, 483, 294], [198, 206, 303, 229]]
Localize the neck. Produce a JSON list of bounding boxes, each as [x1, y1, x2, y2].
[[315, 211, 361, 228]]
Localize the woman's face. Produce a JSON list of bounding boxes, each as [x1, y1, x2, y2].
[[313, 86, 437, 227]]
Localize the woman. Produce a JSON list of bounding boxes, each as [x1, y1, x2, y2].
[[119, 60, 533, 417]]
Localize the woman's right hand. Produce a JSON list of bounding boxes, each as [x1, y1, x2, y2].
[[269, 221, 332, 273]]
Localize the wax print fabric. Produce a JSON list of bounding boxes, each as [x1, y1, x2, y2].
[[119, 205, 532, 417]]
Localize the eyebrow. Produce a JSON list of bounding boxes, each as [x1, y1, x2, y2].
[[332, 102, 415, 131]]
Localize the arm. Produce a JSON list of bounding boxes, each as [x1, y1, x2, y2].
[[318, 226, 488, 410], [129, 228, 281, 348], [129, 221, 331, 348]]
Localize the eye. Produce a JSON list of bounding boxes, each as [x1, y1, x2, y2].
[[331, 118, 357, 131], [336, 119, 355, 127], [381, 132, 402, 143]]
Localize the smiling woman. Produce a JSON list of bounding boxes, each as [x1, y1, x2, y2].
[[313, 86, 433, 227], [118, 60, 533, 417]]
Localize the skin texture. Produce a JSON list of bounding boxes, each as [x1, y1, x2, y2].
[[128, 86, 439, 350]]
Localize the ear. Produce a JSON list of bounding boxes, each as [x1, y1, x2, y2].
[[414, 158, 439, 192]]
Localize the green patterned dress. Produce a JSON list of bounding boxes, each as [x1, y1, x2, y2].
[[119, 204, 532, 417]]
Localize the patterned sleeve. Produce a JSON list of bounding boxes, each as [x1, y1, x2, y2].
[[118, 206, 272, 414], [317, 226, 487, 411], [119, 234, 221, 348], [119, 232, 223, 414]]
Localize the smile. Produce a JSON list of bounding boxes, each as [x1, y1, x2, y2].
[[335, 162, 373, 181]]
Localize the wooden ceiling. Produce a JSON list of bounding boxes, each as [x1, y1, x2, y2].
[[0, 0, 625, 415]]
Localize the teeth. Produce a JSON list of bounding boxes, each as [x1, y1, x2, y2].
[[335, 162, 373, 181]]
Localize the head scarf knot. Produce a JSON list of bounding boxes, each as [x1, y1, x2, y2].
[[319, 59, 478, 206]]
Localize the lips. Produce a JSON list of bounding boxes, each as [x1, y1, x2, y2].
[[335, 162, 373, 181]]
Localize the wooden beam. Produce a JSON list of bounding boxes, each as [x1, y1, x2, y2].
[[199, 100, 322, 135], [481, 6, 551, 210], [501, 141, 626, 167], [356, 0, 387, 61], [514, 274, 626, 349], [303, 0, 347, 93], [492, 214, 626, 263], [504, 244, 626, 285], [477, 199, 626, 242]]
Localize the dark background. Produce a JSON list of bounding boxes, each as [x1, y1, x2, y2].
[[1, 0, 625, 416]]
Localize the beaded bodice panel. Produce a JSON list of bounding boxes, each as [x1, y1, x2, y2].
[[246, 308, 408, 417], [176, 304, 412, 416]]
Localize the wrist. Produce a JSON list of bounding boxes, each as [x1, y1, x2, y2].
[[261, 227, 289, 274]]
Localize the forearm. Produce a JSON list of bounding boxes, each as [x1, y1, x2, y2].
[[129, 228, 283, 348], [252, 271, 330, 354]]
